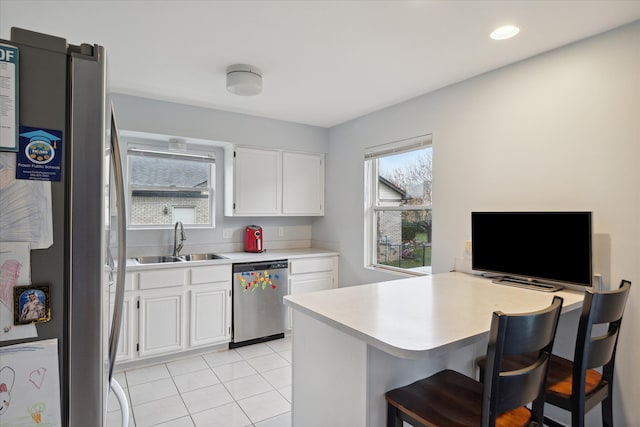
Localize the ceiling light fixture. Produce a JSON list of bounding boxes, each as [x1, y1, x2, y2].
[[226, 64, 262, 96], [490, 25, 520, 40]]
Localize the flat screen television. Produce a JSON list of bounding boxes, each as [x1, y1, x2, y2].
[[471, 211, 592, 291]]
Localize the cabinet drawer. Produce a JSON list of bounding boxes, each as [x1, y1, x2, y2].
[[290, 272, 334, 294], [290, 257, 335, 275], [125, 272, 136, 291], [138, 268, 186, 290], [106, 271, 136, 292], [191, 264, 231, 285]]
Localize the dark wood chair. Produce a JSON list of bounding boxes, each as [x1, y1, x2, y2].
[[478, 280, 631, 427], [385, 296, 564, 427]]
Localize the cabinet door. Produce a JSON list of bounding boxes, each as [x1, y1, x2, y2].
[[282, 152, 324, 215], [139, 292, 185, 357], [110, 295, 133, 362], [234, 147, 282, 216], [288, 271, 335, 329], [189, 283, 231, 347]]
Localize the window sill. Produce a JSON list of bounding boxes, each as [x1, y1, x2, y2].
[[367, 264, 431, 277]]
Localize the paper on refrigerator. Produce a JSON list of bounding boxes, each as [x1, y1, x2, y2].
[[0, 43, 19, 151], [0, 338, 62, 426], [0, 153, 53, 249], [0, 242, 36, 341]]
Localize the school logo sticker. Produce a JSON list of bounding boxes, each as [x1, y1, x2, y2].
[[25, 140, 55, 164], [16, 127, 62, 182]]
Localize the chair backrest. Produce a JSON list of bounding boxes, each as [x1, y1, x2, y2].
[[573, 280, 631, 399], [482, 296, 564, 427]]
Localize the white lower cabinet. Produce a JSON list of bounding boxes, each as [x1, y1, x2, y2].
[[109, 272, 136, 363], [288, 256, 338, 329], [189, 283, 231, 347], [118, 264, 231, 365], [138, 291, 185, 357], [111, 296, 134, 362], [118, 257, 337, 365], [290, 271, 335, 294]]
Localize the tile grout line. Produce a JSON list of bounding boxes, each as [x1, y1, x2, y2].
[[229, 345, 288, 426], [214, 348, 259, 426], [165, 358, 199, 427]]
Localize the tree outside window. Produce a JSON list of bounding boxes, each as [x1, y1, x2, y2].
[[366, 137, 432, 273]]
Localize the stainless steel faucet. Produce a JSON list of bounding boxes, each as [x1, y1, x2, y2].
[[173, 221, 186, 256]]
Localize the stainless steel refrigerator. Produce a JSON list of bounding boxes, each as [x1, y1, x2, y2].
[[0, 28, 127, 426]]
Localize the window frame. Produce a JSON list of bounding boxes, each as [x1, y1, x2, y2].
[[364, 135, 433, 275], [126, 147, 216, 229]]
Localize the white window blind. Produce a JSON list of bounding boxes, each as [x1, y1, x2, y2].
[[364, 134, 432, 160]]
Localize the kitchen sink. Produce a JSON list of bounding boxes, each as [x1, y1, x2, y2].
[[131, 253, 227, 265], [134, 256, 185, 264], [181, 253, 227, 261]]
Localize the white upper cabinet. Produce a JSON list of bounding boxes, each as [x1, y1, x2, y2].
[[232, 147, 282, 216], [282, 152, 324, 215], [226, 147, 325, 216]]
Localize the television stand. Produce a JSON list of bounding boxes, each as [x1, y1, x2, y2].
[[491, 276, 563, 292]]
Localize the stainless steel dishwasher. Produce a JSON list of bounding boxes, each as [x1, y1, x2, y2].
[[230, 260, 289, 348]]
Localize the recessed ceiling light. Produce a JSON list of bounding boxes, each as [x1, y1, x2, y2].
[[490, 25, 520, 40]]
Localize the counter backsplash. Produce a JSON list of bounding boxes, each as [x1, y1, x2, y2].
[[125, 224, 316, 257]]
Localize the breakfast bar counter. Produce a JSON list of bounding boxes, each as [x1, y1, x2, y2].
[[283, 272, 585, 427]]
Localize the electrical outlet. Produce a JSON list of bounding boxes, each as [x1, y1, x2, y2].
[[223, 228, 232, 239], [278, 227, 284, 237]]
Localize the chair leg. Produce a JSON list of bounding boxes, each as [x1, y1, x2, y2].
[[602, 393, 614, 427], [571, 411, 585, 427], [387, 403, 403, 427]]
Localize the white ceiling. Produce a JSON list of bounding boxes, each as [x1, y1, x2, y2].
[[2, 1, 639, 128]]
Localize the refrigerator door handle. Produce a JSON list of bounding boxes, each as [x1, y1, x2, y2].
[[108, 103, 127, 382]]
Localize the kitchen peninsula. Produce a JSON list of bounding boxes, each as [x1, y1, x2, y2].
[[283, 272, 585, 427]]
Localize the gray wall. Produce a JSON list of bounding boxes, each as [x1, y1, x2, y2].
[[112, 94, 329, 256], [316, 22, 639, 425], [112, 22, 639, 424]]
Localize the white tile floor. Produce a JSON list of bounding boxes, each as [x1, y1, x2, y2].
[[107, 337, 292, 427]]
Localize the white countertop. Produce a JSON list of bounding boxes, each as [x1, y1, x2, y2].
[[284, 271, 584, 359], [125, 248, 339, 270], [216, 248, 338, 262]]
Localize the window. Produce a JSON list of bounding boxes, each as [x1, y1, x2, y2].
[[172, 206, 196, 224], [364, 135, 432, 274], [127, 148, 215, 227]]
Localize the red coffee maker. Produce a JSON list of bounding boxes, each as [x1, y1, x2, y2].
[[244, 225, 263, 253]]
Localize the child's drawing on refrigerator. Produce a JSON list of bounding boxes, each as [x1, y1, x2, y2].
[[0, 339, 61, 426], [0, 242, 36, 341], [0, 366, 15, 415]]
